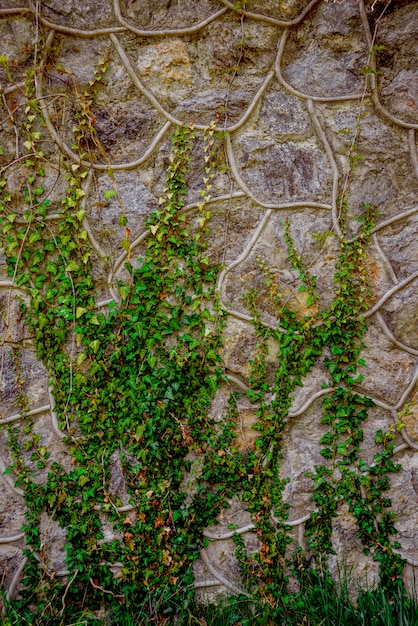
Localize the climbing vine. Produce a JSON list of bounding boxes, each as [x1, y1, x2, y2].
[[1, 91, 232, 617], [224, 202, 405, 612], [0, 8, 411, 623]]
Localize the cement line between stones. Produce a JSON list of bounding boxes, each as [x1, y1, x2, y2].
[[90, 121, 172, 171], [48, 384, 65, 440], [286, 512, 315, 527], [200, 548, 252, 597], [1, 82, 25, 96], [224, 374, 340, 424], [266, 442, 417, 550], [370, 205, 418, 235], [393, 553, 418, 568], [0, 281, 29, 298], [225, 373, 249, 393], [371, 89, 418, 131], [0, 8, 30, 16], [32, 561, 237, 593], [38, 15, 127, 37], [219, 0, 322, 27], [219, 305, 255, 324], [96, 299, 113, 308], [110, 33, 275, 133], [23, 536, 418, 600], [217, 209, 272, 295], [38, 38, 171, 172], [363, 271, 418, 319], [224, 71, 275, 133], [288, 388, 334, 418], [216, 207, 283, 328], [225, 134, 332, 210], [41, 393, 139, 519], [266, 453, 417, 553], [388, 405, 418, 451], [52, 569, 80, 577], [5, 556, 27, 604], [2, 374, 216, 516], [4, 3, 126, 36], [357, 439, 412, 474], [372, 233, 398, 285], [307, 99, 341, 237], [194, 580, 223, 589], [93, 503, 134, 513], [274, 30, 367, 103], [109, 33, 198, 127], [109, 231, 149, 286], [203, 524, 256, 540], [0, 340, 34, 350], [400, 429, 418, 453], [0, 456, 24, 497], [358, 0, 418, 131], [32, 558, 124, 580], [86, 120, 171, 170], [298, 523, 305, 548], [395, 365, 418, 411], [409, 130, 418, 181], [220, 303, 286, 332], [0, 404, 50, 425], [109, 284, 121, 304], [113, 1, 228, 36], [183, 191, 246, 207], [7, 210, 66, 226], [36, 31, 171, 169], [367, 397, 393, 411], [82, 218, 107, 260], [270, 510, 317, 527], [0, 474, 139, 515], [81, 172, 108, 260], [375, 312, 418, 357], [0, 533, 24, 544]]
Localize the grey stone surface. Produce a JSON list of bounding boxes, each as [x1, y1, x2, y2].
[[379, 216, 418, 281], [236, 137, 333, 203], [0, 0, 418, 606], [42, 0, 115, 28], [357, 324, 416, 405], [282, 0, 367, 98], [0, 347, 48, 417], [122, 0, 222, 30], [281, 402, 331, 519], [0, 17, 35, 87], [376, 1, 418, 125], [257, 87, 312, 137], [88, 171, 157, 254]]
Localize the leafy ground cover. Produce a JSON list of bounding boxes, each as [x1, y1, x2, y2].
[[2, 575, 418, 626]]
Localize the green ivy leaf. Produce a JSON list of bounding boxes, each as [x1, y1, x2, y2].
[[104, 189, 117, 202], [119, 285, 130, 300], [65, 260, 80, 272], [89, 340, 100, 354]]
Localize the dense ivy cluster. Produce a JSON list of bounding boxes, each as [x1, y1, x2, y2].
[[0, 42, 406, 624], [230, 205, 405, 612], [1, 110, 234, 618]]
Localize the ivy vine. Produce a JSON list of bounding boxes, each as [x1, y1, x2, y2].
[[0, 34, 407, 624]]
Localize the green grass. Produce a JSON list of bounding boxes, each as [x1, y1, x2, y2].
[[2, 575, 418, 626]]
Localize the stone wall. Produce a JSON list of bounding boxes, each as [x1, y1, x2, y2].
[[0, 0, 418, 614]]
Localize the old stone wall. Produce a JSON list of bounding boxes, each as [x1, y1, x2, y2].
[[0, 0, 418, 616]]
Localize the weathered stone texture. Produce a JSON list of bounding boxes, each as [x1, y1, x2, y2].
[[0, 0, 417, 603]]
